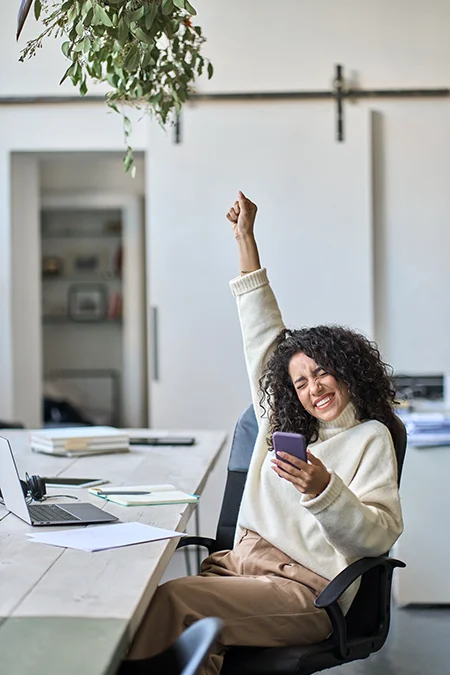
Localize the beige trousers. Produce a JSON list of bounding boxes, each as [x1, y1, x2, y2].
[[128, 530, 332, 675]]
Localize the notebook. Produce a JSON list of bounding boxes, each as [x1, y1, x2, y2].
[[30, 426, 130, 457], [89, 483, 199, 506]]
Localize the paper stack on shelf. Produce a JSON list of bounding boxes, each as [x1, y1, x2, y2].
[[396, 411, 450, 447], [30, 426, 130, 457]]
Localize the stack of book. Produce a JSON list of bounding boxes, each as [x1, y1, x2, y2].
[[30, 426, 130, 457], [397, 411, 450, 447]]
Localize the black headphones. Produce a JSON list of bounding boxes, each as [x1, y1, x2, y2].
[[0, 473, 47, 501]]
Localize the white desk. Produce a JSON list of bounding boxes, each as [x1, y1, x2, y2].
[[0, 428, 226, 675]]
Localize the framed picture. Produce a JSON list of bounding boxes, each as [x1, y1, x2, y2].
[[68, 284, 107, 321], [72, 253, 101, 273], [69, 248, 108, 276]]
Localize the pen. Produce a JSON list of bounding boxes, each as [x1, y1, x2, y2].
[[97, 491, 153, 495]]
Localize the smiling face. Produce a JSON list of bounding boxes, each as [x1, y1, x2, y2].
[[288, 352, 351, 422]]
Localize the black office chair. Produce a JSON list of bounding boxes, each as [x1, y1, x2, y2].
[[118, 617, 223, 675], [177, 405, 407, 675]]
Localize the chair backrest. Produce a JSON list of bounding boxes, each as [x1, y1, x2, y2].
[[345, 412, 407, 638], [214, 405, 258, 551], [215, 405, 407, 634], [174, 617, 223, 675]]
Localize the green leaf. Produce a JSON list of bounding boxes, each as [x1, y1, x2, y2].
[[69, 61, 82, 85], [61, 41, 71, 58], [162, 0, 174, 16], [141, 49, 153, 68], [80, 78, 88, 96], [132, 27, 154, 45], [127, 6, 145, 23], [82, 36, 91, 53], [60, 0, 75, 10], [123, 147, 134, 172], [75, 21, 84, 36], [184, 1, 197, 15], [207, 61, 213, 79], [83, 7, 94, 27], [117, 18, 129, 46], [67, 4, 80, 24], [123, 45, 140, 71], [59, 63, 76, 85], [34, 0, 42, 21], [173, 0, 185, 8], [145, 3, 158, 30], [94, 4, 113, 27], [123, 116, 132, 136]]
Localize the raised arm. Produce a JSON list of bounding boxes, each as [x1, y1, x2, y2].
[[227, 192, 286, 418], [226, 191, 261, 275]]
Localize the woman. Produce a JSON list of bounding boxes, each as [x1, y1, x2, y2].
[[124, 191, 403, 675]]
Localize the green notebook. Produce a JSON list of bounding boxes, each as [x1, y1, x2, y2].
[[89, 483, 199, 506]]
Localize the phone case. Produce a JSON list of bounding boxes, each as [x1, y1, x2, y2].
[[273, 431, 307, 463]]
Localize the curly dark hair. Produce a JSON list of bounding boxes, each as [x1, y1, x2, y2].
[[259, 325, 397, 449]]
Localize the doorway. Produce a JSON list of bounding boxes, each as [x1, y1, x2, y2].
[[11, 151, 148, 429]]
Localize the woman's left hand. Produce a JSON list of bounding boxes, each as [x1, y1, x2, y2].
[[271, 451, 331, 497]]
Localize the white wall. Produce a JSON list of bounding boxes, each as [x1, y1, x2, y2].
[[190, 0, 450, 373], [11, 155, 41, 427], [39, 153, 146, 194], [2, 0, 450, 531], [0, 109, 147, 422], [143, 0, 450, 533], [3, 0, 450, 372]]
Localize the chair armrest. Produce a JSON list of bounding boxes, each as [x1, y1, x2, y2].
[[176, 536, 217, 554], [315, 555, 406, 609], [313, 555, 406, 660]]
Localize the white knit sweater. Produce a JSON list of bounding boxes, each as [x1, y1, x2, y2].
[[230, 268, 403, 613]]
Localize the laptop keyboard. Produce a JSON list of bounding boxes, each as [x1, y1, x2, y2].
[[29, 503, 81, 522]]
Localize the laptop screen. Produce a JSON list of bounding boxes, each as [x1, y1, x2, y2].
[[0, 437, 32, 524]]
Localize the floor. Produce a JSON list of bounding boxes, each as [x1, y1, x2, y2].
[[337, 605, 450, 674], [162, 552, 450, 674]]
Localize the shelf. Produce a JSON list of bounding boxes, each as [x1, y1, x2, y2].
[[42, 275, 122, 283], [41, 232, 122, 239], [43, 316, 122, 325]]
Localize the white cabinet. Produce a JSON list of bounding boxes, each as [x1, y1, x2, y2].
[[393, 444, 450, 605], [146, 103, 374, 433]]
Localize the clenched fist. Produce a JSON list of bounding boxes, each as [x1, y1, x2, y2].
[[226, 191, 258, 240]]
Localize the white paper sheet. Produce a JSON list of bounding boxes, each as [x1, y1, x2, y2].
[[25, 522, 183, 552]]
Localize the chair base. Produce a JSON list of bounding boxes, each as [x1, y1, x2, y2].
[[221, 639, 369, 675]]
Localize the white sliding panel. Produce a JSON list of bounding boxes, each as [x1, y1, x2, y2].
[[146, 102, 373, 432]]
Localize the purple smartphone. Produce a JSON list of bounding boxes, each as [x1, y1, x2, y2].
[[273, 431, 307, 465]]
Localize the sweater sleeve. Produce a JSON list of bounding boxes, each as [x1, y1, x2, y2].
[[230, 268, 285, 420], [300, 425, 404, 558]]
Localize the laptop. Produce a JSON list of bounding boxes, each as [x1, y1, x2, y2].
[[0, 436, 118, 526]]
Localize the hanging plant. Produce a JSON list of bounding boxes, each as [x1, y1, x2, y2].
[[17, 0, 213, 173]]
